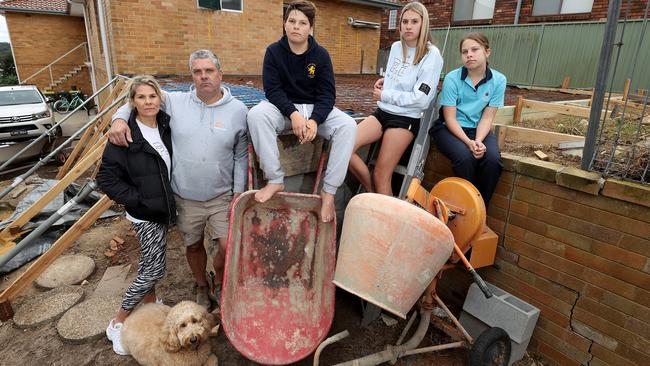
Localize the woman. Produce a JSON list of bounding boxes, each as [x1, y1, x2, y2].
[[348, 1, 443, 195], [429, 32, 507, 206], [97, 75, 175, 356]]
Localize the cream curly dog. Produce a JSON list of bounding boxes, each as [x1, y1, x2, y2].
[[121, 301, 218, 366]]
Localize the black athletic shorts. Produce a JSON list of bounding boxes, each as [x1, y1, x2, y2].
[[371, 108, 421, 134]]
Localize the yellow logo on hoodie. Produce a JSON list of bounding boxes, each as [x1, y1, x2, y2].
[[307, 63, 316, 78]]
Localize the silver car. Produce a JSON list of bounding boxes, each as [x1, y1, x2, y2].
[[0, 85, 55, 142]]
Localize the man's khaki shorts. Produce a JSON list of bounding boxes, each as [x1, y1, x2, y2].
[[175, 192, 233, 249]]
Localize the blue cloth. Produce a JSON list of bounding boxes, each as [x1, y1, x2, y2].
[[438, 66, 506, 128], [160, 81, 266, 109]]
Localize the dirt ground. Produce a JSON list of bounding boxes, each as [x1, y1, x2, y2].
[[0, 75, 583, 366]]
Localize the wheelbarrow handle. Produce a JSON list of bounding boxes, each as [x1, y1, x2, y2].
[[469, 268, 493, 299], [453, 244, 493, 298]]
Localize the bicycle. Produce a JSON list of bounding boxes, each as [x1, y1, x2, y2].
[[53, 92, 88, 113]]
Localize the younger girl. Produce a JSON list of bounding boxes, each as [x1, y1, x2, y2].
[[429, 32, 506, 206], [97, 75, 175, 355], [348, 1, 443, 195]]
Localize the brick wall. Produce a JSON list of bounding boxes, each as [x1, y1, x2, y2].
[[101, 0, 380, 77], [381, 0, 649, 47], [313, 1, 381, 74], [5, 12, 92, 94], [425, 150, 650, 366]]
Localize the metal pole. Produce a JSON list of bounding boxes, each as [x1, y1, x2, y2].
[[514, 0, 523, 25], [582, 0, 622, 170], [441, 23, 451, 58], [0, 181, 97, 268], [0, 76, 122, 172], [0, 95, 125, 200]]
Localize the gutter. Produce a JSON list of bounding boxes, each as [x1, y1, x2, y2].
[[341, 0, 402, 9], [0, 8, 67, 16]]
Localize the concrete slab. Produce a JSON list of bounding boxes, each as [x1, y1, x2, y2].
[[13, 286, 84, 329], [35, 255, 95, 289], [92, 264, 133, 298], [56, 295, 121, 343]]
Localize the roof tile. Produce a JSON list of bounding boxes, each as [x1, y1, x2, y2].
[[0, 0, 68, 14]]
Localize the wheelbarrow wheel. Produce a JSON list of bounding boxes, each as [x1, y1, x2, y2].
[[469, 327, 511, 366]]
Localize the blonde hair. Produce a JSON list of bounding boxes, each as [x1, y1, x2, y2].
[[128, 75, 163, 110], [400, 1, 432, 65]]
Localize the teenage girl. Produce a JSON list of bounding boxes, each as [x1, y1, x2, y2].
[[348, 1, 443, 195], [429, 32, 506, 206]]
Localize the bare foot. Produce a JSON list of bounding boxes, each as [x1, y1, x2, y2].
[[255, 183, 284, 203], [320, 191, 336, 223]]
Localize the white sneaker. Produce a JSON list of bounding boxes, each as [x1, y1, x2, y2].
[[106, 319, 129, 356]]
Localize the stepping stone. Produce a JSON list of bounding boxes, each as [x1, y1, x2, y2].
[[56, 295, 121, 343], [13, 286, 84, 329], [93, 264, 133, 298], [35, 255, 95, 289]]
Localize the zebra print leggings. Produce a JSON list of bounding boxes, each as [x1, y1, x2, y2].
[[121, 221, 168, 311]]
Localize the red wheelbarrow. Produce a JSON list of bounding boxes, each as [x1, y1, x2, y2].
[[220, 143, 337, 365]]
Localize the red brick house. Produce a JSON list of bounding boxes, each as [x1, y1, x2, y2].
[[0, 0, 92, 94], [1, 0, 400, 96], [381, 0, 650, 48]]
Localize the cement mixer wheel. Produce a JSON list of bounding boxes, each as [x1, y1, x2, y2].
[[469, 327, 511, 366]]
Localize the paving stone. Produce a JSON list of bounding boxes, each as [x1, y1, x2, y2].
[[35, 255, 95, 289], [92, 264, 133, 298], [13, 286, 84, 329], [56, 295, 121, 343]]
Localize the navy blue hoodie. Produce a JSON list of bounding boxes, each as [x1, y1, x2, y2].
[[262, 35, 336, 124]]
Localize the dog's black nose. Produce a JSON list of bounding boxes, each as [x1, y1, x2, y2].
[[190, 336, 198, 344]]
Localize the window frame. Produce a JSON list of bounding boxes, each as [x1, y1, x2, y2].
[[197, 0, 243, 13], [387, 9, 398, 30], [451, 0, 496, 23]]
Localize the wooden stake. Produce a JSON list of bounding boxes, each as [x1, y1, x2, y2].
[[561, 76, 570, 89], [494, 124, 507, 150], [514, 96, 524, 124], [623, 78, 631, 101]]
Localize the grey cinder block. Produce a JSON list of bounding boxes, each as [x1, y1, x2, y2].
[[460, 282, 540, 365]]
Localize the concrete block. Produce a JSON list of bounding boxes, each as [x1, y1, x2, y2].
[[460, 282, 540, 365], [463, 282, 540, 343], [556, 167, 603, 195]]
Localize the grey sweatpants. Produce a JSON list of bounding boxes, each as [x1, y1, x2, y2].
[[247, 101, 357, 194]]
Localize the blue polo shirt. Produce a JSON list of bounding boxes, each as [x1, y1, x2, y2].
[[439, 66, 507, 129]]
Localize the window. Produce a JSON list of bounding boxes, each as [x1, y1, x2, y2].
[[388, 9, 397, 30], [198, 0, 243, 12], [0, 90, 43, 106], [453, 0, 495, 21], [532, 0, 593, 16]]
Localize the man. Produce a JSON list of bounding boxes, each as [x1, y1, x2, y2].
[[108, 50, 248, 309], [247, 0, 356, 222]]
